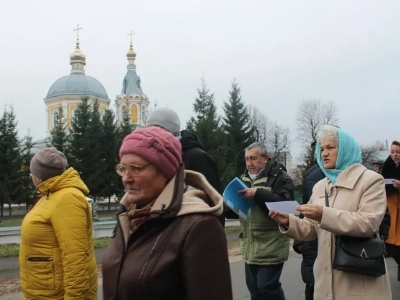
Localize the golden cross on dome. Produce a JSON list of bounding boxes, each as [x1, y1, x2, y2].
[[128, 30, 135, 44], [74, 24, 83, 41]]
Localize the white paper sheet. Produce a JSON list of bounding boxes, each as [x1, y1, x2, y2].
[[384, 178, 394, 185], [265, 201, 300, 215]]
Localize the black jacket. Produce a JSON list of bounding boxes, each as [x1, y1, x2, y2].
[[293, 164, 325, 286], [242, 160, 294, 214], [180, 130, 225, 226], [382, 155, 400, 195]]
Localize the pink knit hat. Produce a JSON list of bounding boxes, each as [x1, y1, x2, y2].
[[119, 127, 182, 180]]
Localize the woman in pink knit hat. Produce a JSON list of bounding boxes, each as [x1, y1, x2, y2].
[[101, 126, 232, 300]]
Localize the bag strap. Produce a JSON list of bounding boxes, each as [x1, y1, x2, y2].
[[326, 189, 382, 241], [325, 188, 329, 207]]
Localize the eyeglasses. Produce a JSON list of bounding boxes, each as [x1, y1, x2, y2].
[[115, 163, 150, 177]]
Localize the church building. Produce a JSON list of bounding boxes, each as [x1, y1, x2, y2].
[[44, 26, 110, 136], [115, 31, 150, 126], [34, 26, 150, 151]]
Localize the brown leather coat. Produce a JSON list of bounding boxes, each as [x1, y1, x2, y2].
[[101, 168, 233, 300]]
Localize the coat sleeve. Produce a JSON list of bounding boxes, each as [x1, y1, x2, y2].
[[51, 192, 92, 299], [379, 207, 391, 241], [292, 239, 304, 254], [281, 214, 318, 241], [181, 216, 233, 300], [319, 175, 386, 237]]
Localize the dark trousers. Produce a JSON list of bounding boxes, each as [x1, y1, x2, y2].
[[386, 243, 400, 266], [245, 263, 286, 300], [305, 283, 314, 300]]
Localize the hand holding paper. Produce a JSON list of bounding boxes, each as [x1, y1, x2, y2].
[[384, 179, 394, 185], [223, 177, 255, 219], [265, 201, 300, 215], [297, 204, 323, 222]]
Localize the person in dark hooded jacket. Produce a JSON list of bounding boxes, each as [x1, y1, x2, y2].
[[180, 130, 225, 226], [292, 164, 324, 300]]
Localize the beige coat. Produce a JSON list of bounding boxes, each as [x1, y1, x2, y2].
[[283, 163, 391, 300]]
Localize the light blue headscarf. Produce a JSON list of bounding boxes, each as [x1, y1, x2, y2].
[[315, 127, 362, 184]]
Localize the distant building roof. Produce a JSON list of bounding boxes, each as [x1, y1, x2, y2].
[[121, 69, 145, 96], [46, 73, 108, 99]]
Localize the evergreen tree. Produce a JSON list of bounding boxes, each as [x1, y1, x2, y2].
[[118, 106, 134, 143], [18, 133, 36, 211], [69, 97, 104, 199], [69, 96, 92, 168], [48, 105, 69, 153], [222, 80, 255, 178], [0, 107, 22, 216], [186, 78, 232, 187], [98, 109, 121, 209], [84, 100, 104, 199], [186, 78, 223, 159]]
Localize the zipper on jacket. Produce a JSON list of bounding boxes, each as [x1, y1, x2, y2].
[[28, 257, 53, 262]]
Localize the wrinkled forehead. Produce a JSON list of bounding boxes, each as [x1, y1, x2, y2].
[[245, 147, 262, 158], [320, 137, 337, 147]]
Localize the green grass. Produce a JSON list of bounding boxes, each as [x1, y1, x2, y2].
[[0, 226, 241, 258], [0, 218, 23, 227], [225, 225, 241, 233], [94, 237, 111, 248], [0, 244, 20, 258]]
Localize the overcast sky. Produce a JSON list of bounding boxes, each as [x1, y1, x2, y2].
[[1, 0, 399, 164]]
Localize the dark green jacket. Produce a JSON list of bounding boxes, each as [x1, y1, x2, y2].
[[240, 160, 294, 265]]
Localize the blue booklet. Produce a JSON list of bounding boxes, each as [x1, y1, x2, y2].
[[223, 177, 255, 220]]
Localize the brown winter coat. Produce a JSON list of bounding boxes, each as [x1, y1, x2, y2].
[[101, 168, 233, 300], [282, 163, 391, 300]]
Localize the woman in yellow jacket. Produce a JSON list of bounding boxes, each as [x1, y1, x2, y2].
[[19, 147, 97, 299]]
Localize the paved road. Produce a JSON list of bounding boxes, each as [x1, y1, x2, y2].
[[2, 235, 400, 299]]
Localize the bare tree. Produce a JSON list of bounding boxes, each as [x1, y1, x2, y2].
[[267, 122, 290, 160], [247, 104, 270, 142], [360, 140, 386, 167], [296, 99, 339, 146], [247, 105, 290, 160], [296, 99, 339, 179]]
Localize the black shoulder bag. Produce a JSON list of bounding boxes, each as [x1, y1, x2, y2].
[[325, 189, 386, 277]]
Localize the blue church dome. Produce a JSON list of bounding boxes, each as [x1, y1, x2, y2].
[[46, 73, 108, 99]]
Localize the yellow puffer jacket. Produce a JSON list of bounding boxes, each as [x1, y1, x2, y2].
[[19, 167, 97, 300]]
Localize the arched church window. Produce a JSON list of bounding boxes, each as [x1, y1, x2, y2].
[[53, 111, 59, 129], [131, 105, 138, 123]]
